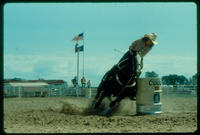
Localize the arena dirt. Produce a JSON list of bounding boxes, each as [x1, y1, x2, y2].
[[3, 95, 197, 133]]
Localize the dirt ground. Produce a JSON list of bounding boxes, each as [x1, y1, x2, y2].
[[3, 95, 197, 133]]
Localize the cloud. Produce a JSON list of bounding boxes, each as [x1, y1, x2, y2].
[[142, 54, 197, 77], [4, 53, 197, 86], [3, 54, 116, 86], [32, 60, 58, 77], [4, 54, 75, 79]]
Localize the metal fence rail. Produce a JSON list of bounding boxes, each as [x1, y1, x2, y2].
[[64, 87, 97, 97], [161, 85, 197, 96]]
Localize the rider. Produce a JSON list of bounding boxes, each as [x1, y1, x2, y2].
[[118, 33, 158, 100], [120, 32, 158, 75]]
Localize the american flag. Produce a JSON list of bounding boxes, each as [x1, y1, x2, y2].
[[72, 33, 84, 42]]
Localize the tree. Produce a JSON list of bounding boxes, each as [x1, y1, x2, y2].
[[188, 77, 193, 85], [192, 73, 197, 85], [145, 71, 159, 78], [161, 74, 189, 85], [178, 75, 189, 85], [162, 74, 177, 85]]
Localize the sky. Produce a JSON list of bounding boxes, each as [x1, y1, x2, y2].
[[3, 2, 197, 86]]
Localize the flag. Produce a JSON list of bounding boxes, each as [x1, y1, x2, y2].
[[72, 33, 84, 42], [75, 44, 84, 53], [77, 45, 84, 52]]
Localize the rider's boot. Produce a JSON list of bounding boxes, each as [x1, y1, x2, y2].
[[129, 95, 136, 101]]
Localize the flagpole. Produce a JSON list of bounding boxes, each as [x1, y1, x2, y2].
[[77, 50, 79, 86], [83, 34, 85, 77], [76, 48, 79, 96], [72, 33, 84, 96]]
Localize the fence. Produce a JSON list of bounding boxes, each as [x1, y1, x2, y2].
[[3, 85, 98, 97], [161, 85, 197, 96], [4, 84, 197, 98], [65, 87, 97, 97]]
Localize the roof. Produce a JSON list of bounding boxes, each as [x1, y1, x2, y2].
[[27, 80, 65, 84], [4, 79, 65, 84], [7, 82, 49, 87]]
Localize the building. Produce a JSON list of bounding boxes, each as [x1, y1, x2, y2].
[[3, 79, 68, 97], [4, 82, 49, 97]]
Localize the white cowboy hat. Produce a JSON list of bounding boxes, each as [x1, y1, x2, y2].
[[144, 33, 158, 45]]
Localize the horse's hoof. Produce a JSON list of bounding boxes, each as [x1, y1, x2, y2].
[[100, 107, 111, 116]]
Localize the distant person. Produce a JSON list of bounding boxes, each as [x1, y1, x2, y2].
[[81, 76, 86, 88], [87, 80, 91, 88], [71, 76, 78, 87]]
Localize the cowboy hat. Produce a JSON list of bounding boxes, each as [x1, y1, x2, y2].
[[144, 33, 158, 45]]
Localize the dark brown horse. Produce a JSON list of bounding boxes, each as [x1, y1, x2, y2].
[[93, 51, 143, 115]]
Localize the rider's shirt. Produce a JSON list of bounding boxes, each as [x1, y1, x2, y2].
[[129, 38, 153, 57]]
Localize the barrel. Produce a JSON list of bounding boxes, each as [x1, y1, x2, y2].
[[136, 78, 162, 115]]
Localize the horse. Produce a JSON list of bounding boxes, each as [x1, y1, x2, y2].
[[93, 51, 143, 114]]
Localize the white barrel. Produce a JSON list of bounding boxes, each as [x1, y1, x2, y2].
[[85, 88, 91, 98], [136, 78, 162, 114]]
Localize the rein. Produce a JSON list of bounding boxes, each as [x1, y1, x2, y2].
[[115, 73, 136, 88]]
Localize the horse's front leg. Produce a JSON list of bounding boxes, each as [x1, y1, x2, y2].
[[94, 90, 107, 109], [95, 88, 101, 99]]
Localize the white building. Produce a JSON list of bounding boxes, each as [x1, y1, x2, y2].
[[4, 82, 49, 97]]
